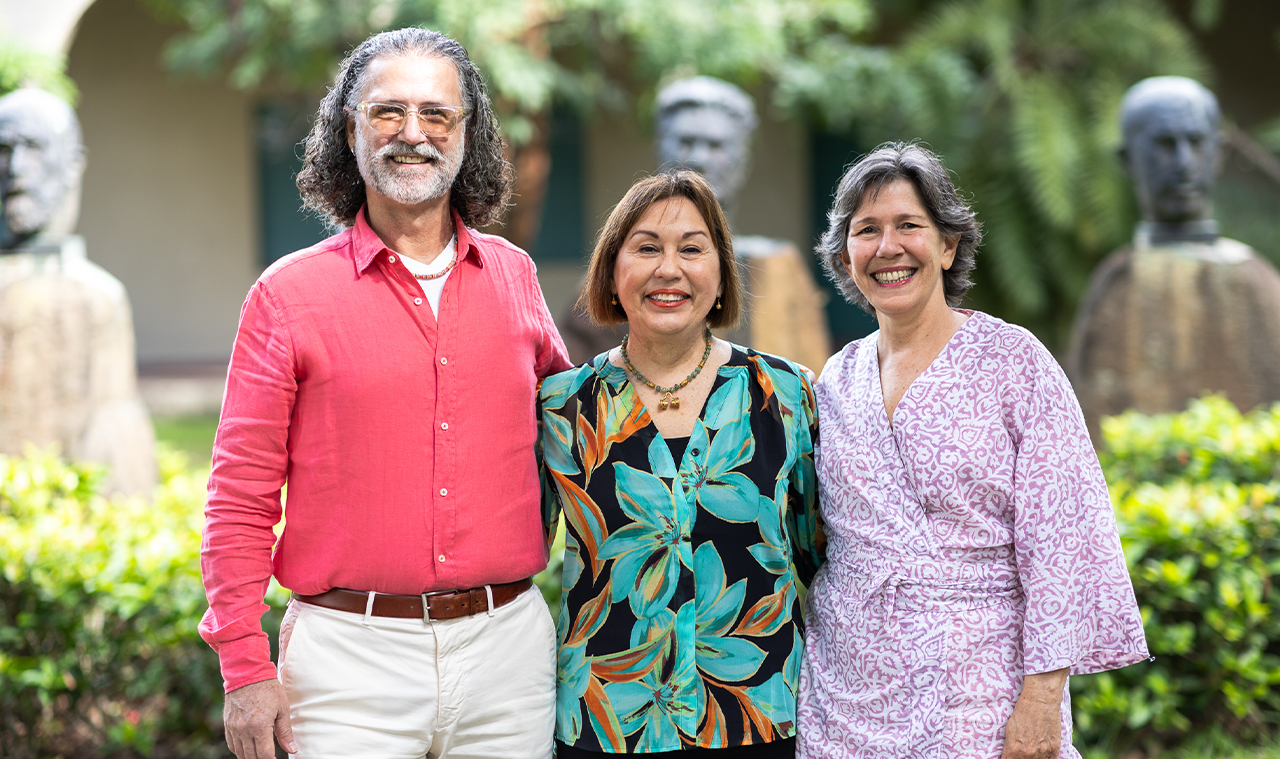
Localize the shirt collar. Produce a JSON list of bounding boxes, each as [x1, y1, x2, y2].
[[352, 205, 483, 275]]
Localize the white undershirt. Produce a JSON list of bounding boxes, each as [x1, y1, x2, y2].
[[397, 236, 457, 318]]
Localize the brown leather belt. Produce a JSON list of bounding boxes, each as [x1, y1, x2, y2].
[[294, 578, 533, 622]]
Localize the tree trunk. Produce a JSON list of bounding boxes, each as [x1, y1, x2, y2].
[[502, 109, 552, 254]]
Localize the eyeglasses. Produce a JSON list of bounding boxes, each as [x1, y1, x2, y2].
[[347, 102, 470, 136]]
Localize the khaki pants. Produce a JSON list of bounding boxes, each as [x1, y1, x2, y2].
[[279, 586, 556, 759]]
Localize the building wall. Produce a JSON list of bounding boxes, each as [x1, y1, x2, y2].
[[66, 0, 260, 364], [0, 0, 95, 55]]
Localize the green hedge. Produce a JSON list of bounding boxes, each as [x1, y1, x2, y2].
[[4, 396, 1280, 756], [0, 448, 288, 759], [1073, 396, 1280, 756]]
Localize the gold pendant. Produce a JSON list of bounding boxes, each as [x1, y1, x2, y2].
[[659, 392, 680, 411]]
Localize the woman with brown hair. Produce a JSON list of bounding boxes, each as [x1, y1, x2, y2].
[[539, 170, 824, 757]]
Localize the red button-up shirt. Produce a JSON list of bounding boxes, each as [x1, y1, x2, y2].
[[199, 208, 570, 692]]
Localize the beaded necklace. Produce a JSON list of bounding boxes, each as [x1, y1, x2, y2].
[[412, 248, 457, 281], [620, 328, 713, 411]]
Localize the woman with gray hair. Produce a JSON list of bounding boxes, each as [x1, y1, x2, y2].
[[796, 143, 1148, 758]]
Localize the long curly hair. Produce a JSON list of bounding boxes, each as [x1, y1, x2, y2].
[[296, 28, 513, 229]]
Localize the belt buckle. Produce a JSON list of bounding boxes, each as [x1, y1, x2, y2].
[[419, 589, 455, 623]]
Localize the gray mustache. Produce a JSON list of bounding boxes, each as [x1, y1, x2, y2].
[[379, 143, 444, 161]]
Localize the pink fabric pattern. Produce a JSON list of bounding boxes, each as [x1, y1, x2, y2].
[[797, 311, 1148, 758]]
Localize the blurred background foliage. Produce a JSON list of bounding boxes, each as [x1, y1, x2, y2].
[[779, 0, 1208, 346], [1074, 397, 1280, 756], [136, 0, 1280, 349], [0, 43, 79, 104], [141, 0, 875, 268]]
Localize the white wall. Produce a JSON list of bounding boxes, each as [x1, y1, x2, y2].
[[67, 0, 261, 364], [0, 0, 96, 56]]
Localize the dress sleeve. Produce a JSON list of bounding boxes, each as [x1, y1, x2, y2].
[[1011, 342, 1149, 676], [786, 371, 826, 586], [537, 388, 565, 548], [198, 280, 296, 692]]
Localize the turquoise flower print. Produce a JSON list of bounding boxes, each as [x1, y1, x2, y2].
[[694, 543, 766, 685], [604, 606, 698, 751], [598, 463, 694, 617], [749, 491, 791, 576], [681, 414, 760, 523], [558, 636, 590, 741]]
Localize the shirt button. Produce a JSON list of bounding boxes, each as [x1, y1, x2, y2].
[[440, 357, 448, 365], [440, 422, 449, 430], [438, 555, 446, 562], [388, 255, 396, 263], [414, 297, 423, 306], [439, 488, 448, 497], [691, 448, 700, 456]]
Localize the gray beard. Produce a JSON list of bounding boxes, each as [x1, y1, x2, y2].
[[359, 136, 466, 206]]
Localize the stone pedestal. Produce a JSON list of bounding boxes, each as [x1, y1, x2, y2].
[[0, 237, 156, 494], [1067, 238, 1280, 444], [731, 236, 831, 373]]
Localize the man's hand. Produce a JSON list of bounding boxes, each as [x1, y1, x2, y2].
[[1000, 667, 1068, 759], [224, 679, 297, 758]]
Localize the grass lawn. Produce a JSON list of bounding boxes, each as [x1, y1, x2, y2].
[[153, 414, 219, 467]]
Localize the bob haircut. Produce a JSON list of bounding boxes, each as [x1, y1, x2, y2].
[[578, 170, 743, 329], [816, 142, 981, 313]]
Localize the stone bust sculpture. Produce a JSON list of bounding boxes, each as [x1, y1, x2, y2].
[[0, 88, 156, 494], [1067, 77, 1280, 442], [654, 76, 757, 221], [559, 77, 831, 369]]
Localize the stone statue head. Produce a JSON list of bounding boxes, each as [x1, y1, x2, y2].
[[654, 77, 757, 215], [1119, 76, 1221, 227], [0, 88, 85, 251]]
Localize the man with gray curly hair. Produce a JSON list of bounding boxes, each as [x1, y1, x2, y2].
[[199, 27, 569, 759]]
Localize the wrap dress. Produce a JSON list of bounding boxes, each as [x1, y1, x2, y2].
[[797, 311, 1148, 758]]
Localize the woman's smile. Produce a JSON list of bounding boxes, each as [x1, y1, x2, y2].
[[645, 289, 692, 307]]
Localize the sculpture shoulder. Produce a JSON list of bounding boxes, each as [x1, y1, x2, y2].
[[1081, 246, 1135, 302], [0, 244, 129, 309]]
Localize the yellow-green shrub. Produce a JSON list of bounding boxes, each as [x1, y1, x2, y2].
[[1073, 397, 1280, 755], [0, 447, 284, 759]]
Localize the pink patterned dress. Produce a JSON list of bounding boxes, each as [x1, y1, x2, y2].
[[797, 311, 1148, 758]]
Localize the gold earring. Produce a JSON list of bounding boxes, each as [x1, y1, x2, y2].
[[611, 295, 618, 305], [715, 297, 722, 310]]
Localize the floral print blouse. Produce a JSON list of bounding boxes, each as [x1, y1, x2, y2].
[[539, 346, 825, 753]]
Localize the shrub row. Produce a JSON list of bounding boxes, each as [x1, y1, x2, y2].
[[0, 448, 287, 759], [1073, 397, 1280, 756]]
